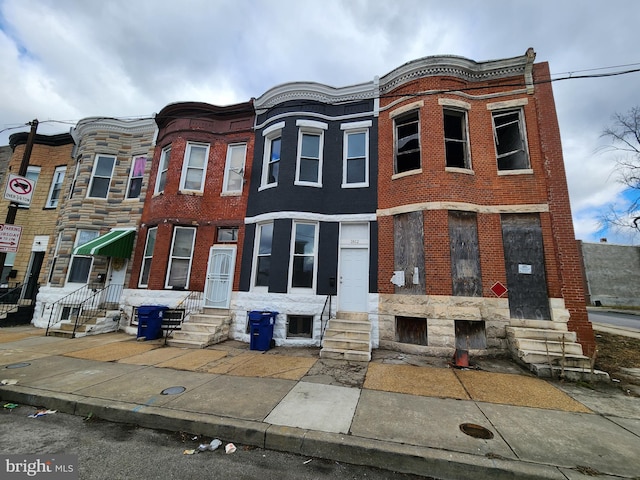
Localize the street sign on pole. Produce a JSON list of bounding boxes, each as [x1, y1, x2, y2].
[[4, 173, 35, 206], [0, 224, 22, 253]]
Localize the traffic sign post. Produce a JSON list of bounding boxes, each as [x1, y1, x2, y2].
[[0, 224, 22, 253], [4, 173, 35, 206]]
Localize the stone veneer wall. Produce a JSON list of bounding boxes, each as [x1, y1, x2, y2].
[[377, 294, 569, 356]]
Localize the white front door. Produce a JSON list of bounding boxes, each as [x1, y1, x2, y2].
[[338, 248, 368, 312], [204, 246, 236, 308], [102, 257, 127, 305]]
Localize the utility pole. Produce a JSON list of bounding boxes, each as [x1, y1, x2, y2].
[[0, 119, 39, 281]]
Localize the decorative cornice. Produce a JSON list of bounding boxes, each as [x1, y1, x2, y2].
[[155, 101, 255, 129], [9, 132, 74, 149], [71, 117, 157, 143], [379, 48, 536, 94], [255, 80, 377, 110]]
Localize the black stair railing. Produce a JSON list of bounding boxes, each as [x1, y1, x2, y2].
[[320, 294, 333, 342], [0, 283, 23, 320], [45, 283, 123, 337]]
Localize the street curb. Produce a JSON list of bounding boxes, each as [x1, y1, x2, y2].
[[0, 385, 568, 480]]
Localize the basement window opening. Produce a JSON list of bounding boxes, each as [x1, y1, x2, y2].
[[287, 315, 313, 338], [395, 316, 427, 346]]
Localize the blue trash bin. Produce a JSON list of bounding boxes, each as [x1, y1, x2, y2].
[[248, 311, 278, 351], [137, 305, 168, 340]]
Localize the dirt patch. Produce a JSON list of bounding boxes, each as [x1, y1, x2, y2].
[[303, 358, 369, 388], [594, 332, 640, 394]]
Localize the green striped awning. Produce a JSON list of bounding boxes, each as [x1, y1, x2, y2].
[[74, 229, 136, 258]]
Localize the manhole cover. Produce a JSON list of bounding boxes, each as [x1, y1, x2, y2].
[[161, 386, 186, 395], [459, 423, 494, 439], [5, 362, 31, 369]]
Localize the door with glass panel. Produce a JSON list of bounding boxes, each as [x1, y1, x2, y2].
[[204, 246, 236, 308]]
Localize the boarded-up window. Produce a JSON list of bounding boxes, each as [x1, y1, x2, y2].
[[393, 211, 425, 294], [455, 320, 486, 349], [396, 316, 427, 345], [449, 211, 481, 296]]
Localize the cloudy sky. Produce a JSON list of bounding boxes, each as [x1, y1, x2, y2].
[[1, 0, 639, 244]]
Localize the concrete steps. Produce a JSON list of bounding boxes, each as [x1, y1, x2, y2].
[[320, 312, 371, 362], [47, 310, 119, 338], [506, 324, 609, 382], [166, 309, 231, 349]]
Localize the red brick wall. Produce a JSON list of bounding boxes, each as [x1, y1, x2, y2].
[[130, 112, 254, 292]]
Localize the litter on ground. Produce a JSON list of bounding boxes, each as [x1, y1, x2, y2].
[[28, 409, 57, 418]]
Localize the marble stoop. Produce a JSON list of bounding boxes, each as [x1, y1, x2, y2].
[[506, 324, 609, 382], [320, 312, 372, 362], [47, 310, 120, 338], [165, 310, 231, 349]]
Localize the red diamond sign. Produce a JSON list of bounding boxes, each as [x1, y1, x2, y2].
[[490, 281, 507, 297]]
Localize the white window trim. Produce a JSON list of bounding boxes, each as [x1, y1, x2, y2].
[[138, 227, 157, 287], [66, 229, 99, 284], [19, 166, 40, 209], [45, 166, 66, 208], [260, 128, 283, 191], [87, 155, 115, 199], [251, 223, 273, 292], [394, 110, 421, 175], [288, 221, 318, 293], [342, 128, 369, 188], [179, 142, 210, 193], [222, 143, 247, 195], [47, 232, 62, 284], [294, 125, 326, 187], [125, 156, 146, 200], [155, 146, 171, 195], [164, 226, 196, 289]]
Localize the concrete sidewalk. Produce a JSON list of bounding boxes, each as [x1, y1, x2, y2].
[[1, 327, 639, 480]]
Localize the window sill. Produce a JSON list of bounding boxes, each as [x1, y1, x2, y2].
[[221, 191, 242, 197], [178, 190, 204, 196], [497, 168, 534, 176], [294, 182, 322, 188], [445, 167, 475, 175], [258, 184, 277, 192], [341, 182, 369, 189], [152, 191, 164, 198], [392, 168, 422, 180]]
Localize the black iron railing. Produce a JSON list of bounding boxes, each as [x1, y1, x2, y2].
[[45, 283, 123, 337], [0, 283, 23, 319], [320, 294, 333, 342]]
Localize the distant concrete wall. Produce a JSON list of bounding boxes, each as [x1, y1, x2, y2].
[[579, 241, 640, 307]]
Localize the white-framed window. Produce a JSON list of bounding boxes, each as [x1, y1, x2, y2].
[[443, 109, 471, 169], [222, 143, 247, 194], [260, 122, 284, 189], [45, 166, 66, 208], [138, 227, 157, 287], [155, 146, 171, 194], [165, 226, 196, 289], [289, 222, 317, 290], [395, 110, 421, 174], [67, 230, 99, 283], [295, 120, 327, 187], [18, 166, 40, 209], [47, 232, 62, 284], [253, 223, 273, 288], [180, 142, 209, 192], [342, 121, 371, 187], [126, 156, 146, 199], [492, 108, 530, 170], [87, 155, 115, 198]]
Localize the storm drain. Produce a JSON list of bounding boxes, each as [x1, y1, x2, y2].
[[5, 362, 31, 369], [459, 423, 494, 439], [161, 386, 186, 395]]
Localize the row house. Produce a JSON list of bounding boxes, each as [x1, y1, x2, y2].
[[0, 133, 74, 324], [121, 101, 255, 342], [376, 49, 595, 371], [236, 82, 379, 355], [33, 118, 156, 335]]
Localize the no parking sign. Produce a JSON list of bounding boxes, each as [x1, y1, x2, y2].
[[4, 173, 35, 206]]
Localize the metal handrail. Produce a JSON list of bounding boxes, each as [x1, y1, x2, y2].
[[174, 290, 203, 323], [45, 283, 123, 337], [320, 294, 333, 342], [0, 283, 23, 320]]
